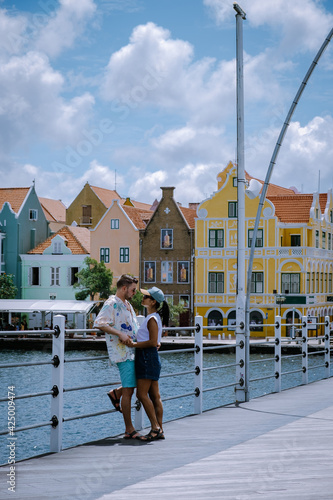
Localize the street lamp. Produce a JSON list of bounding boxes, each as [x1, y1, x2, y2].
[[275, 294, 286, 317]]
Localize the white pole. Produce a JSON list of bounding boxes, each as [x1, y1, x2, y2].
[[234, 3, 247, 403]]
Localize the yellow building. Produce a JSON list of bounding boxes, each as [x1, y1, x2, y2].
[[194, 162, 333, 337]]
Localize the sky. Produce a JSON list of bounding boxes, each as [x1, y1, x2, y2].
[[0, 0, 333, 208]]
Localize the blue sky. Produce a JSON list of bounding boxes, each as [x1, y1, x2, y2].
[[1, 0, 333, 207]]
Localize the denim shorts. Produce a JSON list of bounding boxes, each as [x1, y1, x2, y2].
[[135, 347, 161, 381], [117, 359, 136, 388]]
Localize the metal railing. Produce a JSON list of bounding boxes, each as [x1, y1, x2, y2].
[[0, 314, 331, 460]]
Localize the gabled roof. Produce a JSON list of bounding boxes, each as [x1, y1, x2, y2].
[[89, 185, 152, 211], [28, 226, 90, 254], [0, 187, 30, 213], [122, 205, 153, 229], [179, 206, 196, 229], [268, 192, 329, 224], [245, 172, 296, 197], [319, 193, 328, 214], [268, 195, 313, 223], [90, 185, 122, 207], [39, 197, 66, 223]]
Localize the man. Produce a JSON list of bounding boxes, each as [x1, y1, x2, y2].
[[94, 274, 144, 440]]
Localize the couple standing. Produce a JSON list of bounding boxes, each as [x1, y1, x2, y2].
[[94, 274, 169, 441]]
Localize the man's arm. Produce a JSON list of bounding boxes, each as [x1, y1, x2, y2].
[[96, 324, 132, 345]]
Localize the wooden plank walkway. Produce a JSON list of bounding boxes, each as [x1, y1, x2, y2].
[[1, 378, 333, 500]]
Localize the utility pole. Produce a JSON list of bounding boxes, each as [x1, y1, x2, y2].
[[234, 3, 247, 403]]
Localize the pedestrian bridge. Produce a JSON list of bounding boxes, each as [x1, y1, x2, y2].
[[2, 376, 333, 500]]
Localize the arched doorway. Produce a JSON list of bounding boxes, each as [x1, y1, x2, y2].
[[249, 311, 263, 332], [207, 310, 223, 330], [285, 309, 300, 337], [227, 310, 236, 331]]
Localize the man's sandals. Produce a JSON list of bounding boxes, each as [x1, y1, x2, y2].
[[107, 389, 122, 413], [145, 428, 165, 441]]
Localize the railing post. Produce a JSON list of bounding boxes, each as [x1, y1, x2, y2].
[[302, 315, 308, 385], [50, 314, 65, 453], [324, 315, 330, 379], [194, 315, 203, 414], [274, 315, 281, 393], [235, 321, 246, 403], [135, 315, 145, 430]]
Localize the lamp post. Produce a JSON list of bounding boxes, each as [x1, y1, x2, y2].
[[275, 294, 286, 317], [234, 2, 247, 403]]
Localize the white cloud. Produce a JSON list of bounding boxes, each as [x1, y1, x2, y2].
[[0, 51, 94, 150], [204, 0, 333, 54], [0, 9, 27, 55], [34, 0, 97, 58], [101, 22, 238, 126]]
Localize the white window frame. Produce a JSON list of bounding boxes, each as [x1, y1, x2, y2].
[[29, 209, 38, 221], [51, 267, 60, 286]]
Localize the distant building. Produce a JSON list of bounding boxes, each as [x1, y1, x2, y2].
[[139, 187, 196, 324], [66, 182, 152, 229], [195, 161, 333, 337], [20, 226, 90, 301], [90, 199, 153, 285], [0, 186, 50, 296]]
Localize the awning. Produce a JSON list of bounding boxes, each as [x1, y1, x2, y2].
[[0, 299, 97, 314]]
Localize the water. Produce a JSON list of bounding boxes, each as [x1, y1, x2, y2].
[[0, 346, 331, 465]]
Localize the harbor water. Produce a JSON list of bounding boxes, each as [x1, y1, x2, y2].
[[0, 346, 331, 465]]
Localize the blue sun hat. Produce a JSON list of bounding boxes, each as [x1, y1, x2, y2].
[[140, 287, 165, 303]]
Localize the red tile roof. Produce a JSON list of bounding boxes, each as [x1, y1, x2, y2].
[[267, 195, 313, 223], [122, 205, 153, 229], [179, 206, 196, 229], [39, 197, 66, 223], [28, 226, 90, 254], [0, 187, 30, 213], [245, 172, 296, 197], [90, 186, 122, 207], [90, 185, 152, 211]]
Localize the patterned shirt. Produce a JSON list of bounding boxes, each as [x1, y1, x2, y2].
[[94, 294, 138, 364]]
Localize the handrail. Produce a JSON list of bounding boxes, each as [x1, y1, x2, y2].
[[0, 313, 331, 463]]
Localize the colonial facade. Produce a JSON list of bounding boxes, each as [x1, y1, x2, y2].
[[0, 186, 50, 296], [66, 183, 152, 229], [90, 200, 153, 285], [139, 187, 196, 323], [194, 162, 333, 337], [20, 226, 90, 301]]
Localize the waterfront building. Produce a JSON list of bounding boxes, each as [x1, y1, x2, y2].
[[20, 225, 90, 302], [194, 161, 333, 337], [139, 187, 196, 324], [90, 200, 153, 285], [0, 186, 50, 296], [66, 182, 151, 229]]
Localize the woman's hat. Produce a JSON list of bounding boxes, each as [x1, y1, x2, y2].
[[140, 287, 165, 303]]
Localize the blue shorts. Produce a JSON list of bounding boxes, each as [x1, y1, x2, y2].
[[135, 347, 161, 381], [117, 360, 136, 388]]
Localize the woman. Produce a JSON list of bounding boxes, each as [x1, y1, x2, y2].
[[132, 287, 169, 441]]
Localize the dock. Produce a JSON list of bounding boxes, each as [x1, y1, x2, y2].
[[1, 377, 333, 499]]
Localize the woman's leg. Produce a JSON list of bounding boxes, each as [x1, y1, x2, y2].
[[137, 378, 160, 430], [149, 381, 163, 431]]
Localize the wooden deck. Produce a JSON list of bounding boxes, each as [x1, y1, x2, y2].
[[1, 377, 333, 499]]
